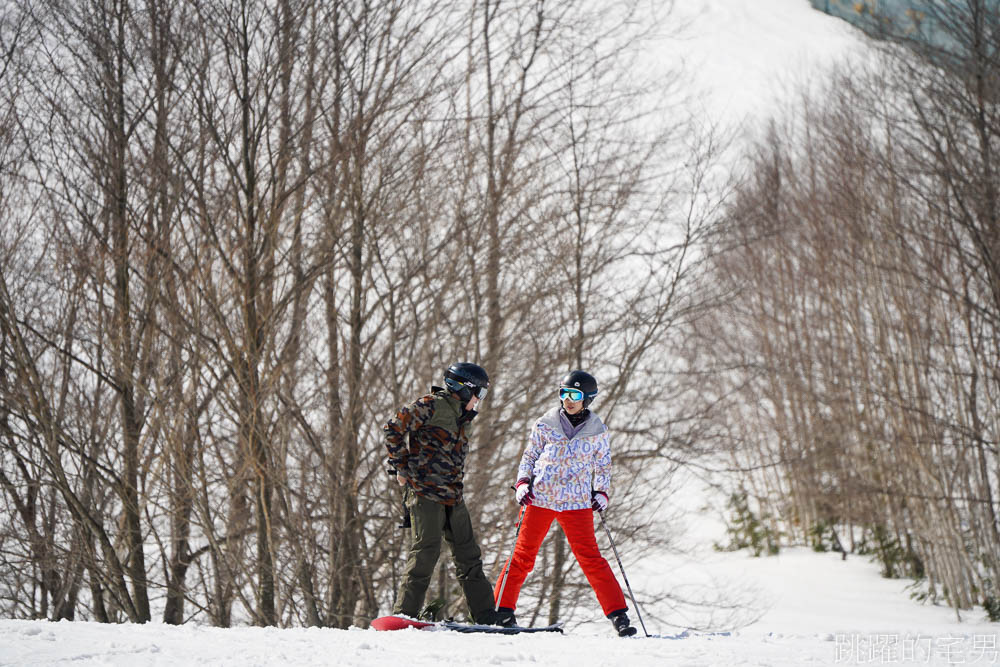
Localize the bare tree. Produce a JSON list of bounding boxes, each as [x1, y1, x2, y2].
[[701, 1, 1000, 619], [0, 0, 727, 630]]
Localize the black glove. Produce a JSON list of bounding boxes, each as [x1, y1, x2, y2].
[[591, 490, 608, 512]]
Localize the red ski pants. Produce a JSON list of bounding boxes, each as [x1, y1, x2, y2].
[[493, 506, 626, 616]]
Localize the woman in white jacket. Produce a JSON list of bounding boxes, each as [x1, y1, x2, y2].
[[493, 371, 637, 636]]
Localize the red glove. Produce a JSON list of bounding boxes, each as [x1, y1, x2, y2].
[[515, 478, 534, 506]]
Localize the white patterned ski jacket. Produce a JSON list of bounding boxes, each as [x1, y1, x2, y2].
[[516, 407, 612, 511]]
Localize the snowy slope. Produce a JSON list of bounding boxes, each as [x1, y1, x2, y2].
[[657, 0, 863, 129], [4, 3, 997, 666], [3, 549, 997, 666]]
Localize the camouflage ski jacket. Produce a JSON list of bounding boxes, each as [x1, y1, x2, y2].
[[384, 387, 473, 506]]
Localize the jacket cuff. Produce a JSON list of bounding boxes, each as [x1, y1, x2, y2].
[[515, 478, 531, 488]]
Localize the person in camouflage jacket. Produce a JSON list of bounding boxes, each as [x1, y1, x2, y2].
[[384, 362, 501, 625]]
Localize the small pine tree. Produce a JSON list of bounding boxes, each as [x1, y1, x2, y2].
[[809, 521, 831, 552], [984, 596, 1000, 623], [857, 525, 924, 580], [714, 491, 780, 557]]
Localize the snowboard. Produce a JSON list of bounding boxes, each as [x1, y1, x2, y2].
[[441, 620, 563, 634], [370, 615, 563, 634]]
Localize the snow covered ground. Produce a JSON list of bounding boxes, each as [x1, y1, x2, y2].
[[3, 546, 997, 666], [4, 2, 997, 666]]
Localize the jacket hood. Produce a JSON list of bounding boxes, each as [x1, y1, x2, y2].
[[537, 406, 606, 439]]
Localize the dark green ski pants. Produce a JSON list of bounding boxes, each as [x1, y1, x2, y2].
[[393, 489, 495, 623]]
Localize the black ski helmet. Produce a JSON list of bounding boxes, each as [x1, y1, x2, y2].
[[444, 362, 490, 402], [560, 370, 598, 408]]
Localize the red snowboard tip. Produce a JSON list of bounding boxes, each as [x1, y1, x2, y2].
[[371, 615, 436, 631]]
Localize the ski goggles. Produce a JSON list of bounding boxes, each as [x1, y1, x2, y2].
[[461, 382, 488, 401], [559, 387, 585, 402], [446, 378, 489, 400]]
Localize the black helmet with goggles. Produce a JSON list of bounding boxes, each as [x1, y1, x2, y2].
[[444, 362, 490, 403], [559, 370, 598, 408]]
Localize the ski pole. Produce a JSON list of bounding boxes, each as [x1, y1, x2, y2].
[[495, 502, 527, 612], [597, 510, 649, 637]]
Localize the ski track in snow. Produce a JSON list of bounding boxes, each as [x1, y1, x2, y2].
[[4, 3, 998, 666]]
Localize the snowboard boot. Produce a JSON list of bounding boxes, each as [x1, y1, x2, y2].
[[495, 607, 518, 628], [608, 610, 637, 637], [474, 607, 517, 627], [419, 598, 446, 621]]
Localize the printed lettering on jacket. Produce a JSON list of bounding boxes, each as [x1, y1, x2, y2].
[[517, 407, 611, 511]]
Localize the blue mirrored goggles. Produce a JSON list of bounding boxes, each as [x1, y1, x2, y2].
[[559, 387, 585, 402]]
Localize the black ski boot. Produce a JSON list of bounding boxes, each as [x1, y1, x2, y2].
[[608, 610, 637, 637], [495, 607, 518, 628]]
